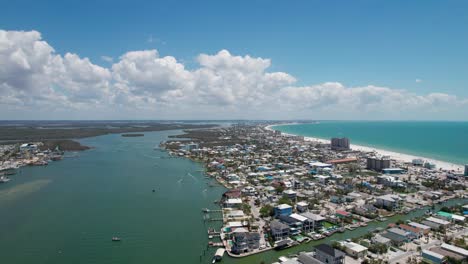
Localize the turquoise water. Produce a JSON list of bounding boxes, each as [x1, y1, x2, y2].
[[0, 130, 226, 264], [273, 121, 468, 165]]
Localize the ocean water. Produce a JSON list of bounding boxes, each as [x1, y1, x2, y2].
[[0, 130, 226, 264], [273, 121, 468, 165]]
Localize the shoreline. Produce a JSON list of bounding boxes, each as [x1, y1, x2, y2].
[[266, 124, 464, 172]]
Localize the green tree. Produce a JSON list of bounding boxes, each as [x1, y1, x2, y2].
[[260, 205, 274, 217]]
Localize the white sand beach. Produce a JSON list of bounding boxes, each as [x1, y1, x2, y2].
[[265, 124, 464, 172]]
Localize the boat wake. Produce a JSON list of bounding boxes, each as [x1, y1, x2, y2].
[[187, 172, 198, 182]]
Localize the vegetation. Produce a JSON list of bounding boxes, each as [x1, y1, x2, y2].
[[278, 197, 292, 206], [0, 121, 216, 142], [368, 243, 388, 254], [241, 203, 251, 214], [260, 205, 274, 217]]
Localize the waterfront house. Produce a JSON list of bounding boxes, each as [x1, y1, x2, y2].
[[381, 231, 407, 246], [222, 189, 241, 199], [335, 210, 352, 219], [381, 227, 413, 245], [297, 251, 327, 264], [408, 222, 431, 235], [422, 217, 451, 229], [301, 212, 326, 231], [275, 204, 293, 217], [354, 204, 378, 217], [278, 214, 303, 234], [314, 244, 345, 264], [279, 213, 314, 233], [270, 220, 290, 241], [225, 210, 246, 220], [230, 231, 260, 254], [224, 198, 242, 208], [372, 234, 391, 245], [340, 241, 368, 259], [398, 224, 423, 239], [375, 194, 402, 211]]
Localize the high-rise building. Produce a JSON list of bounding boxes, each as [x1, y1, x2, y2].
[[331, 137, 350, 150], [465, 164, 468, 176], [367, 156, 391, 171]]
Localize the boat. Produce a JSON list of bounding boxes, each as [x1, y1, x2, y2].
[[0, 176, 10, 183], [212, 248, 225, 263], [112, 237, 121, 241], [274, 239, 296, 250]]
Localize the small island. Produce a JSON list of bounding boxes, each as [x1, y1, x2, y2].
[[121, 133, 144, 137]]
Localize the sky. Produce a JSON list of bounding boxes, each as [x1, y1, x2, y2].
[[0, 0, 467, 120]]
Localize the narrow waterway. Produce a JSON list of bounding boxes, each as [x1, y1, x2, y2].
[[222, 198, 467, 264]]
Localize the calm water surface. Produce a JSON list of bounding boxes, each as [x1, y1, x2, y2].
[[0, 130, 226, 264]]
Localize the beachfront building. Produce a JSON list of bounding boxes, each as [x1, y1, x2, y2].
[[412, 159, 425, 166], [314, 244, 345, 264], [375, 194, 402, 211], [331, 138, 350, 151], [366, 156, 391, 171], [275, 204, 293, 217]]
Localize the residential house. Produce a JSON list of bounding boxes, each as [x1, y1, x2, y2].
[[341, 241, 368, 259], [275, 204, 293, 217], [301, 212, 326, 231], [375, 194, 402, 211], [314, 244, 345, 264], [230, 232, 260, 254], [270, 220, 290, 241]]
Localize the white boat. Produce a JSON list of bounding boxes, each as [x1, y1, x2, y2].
[[212, 248, 225, 263], [0, 176, 11, 183]]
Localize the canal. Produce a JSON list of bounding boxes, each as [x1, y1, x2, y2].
[[222, 198, 467, 264]]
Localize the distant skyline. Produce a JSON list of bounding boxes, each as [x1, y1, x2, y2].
[[1, 0, 468, 120]]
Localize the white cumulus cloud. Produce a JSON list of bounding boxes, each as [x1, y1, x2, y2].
[[0, 29, 467, 120]]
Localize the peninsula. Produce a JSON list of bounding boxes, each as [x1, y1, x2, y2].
[[161, 123, 468, 264]]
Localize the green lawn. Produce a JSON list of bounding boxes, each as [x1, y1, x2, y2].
[[322, 221, 337, 229]]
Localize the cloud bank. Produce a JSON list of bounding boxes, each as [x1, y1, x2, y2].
[[1, 29, 467, 120]]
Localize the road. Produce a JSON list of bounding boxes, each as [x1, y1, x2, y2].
[[248, 198, 268, 248]]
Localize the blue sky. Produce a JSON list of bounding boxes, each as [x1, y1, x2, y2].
[[2, 0, 467, 95], [1, 0, 468, 119]]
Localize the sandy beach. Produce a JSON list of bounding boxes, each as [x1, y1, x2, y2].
[[266, 124, 464, 172]]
